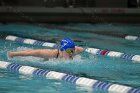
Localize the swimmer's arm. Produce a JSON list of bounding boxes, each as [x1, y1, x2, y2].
[[8, 49, 57, 58]]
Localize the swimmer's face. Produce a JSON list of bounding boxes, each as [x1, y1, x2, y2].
[[65, 48, 75, 56], [61, 48, 75, 59]]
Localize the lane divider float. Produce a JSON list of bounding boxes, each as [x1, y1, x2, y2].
[[0, 60, 139, 93], [125, 35, 140, 41], [0, 34, 140, 63]]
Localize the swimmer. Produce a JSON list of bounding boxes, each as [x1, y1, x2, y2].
[[8, 38, 84, 60]]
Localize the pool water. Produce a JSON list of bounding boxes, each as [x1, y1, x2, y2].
[[0, 23, 140, 93]]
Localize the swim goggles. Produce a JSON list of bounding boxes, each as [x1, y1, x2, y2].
[[65, 48, 75, 54]]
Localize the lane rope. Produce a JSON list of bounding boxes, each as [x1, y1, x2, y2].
[[0, 60, 139, 93]]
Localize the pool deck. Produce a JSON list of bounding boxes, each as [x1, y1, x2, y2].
[[0, 6, 140, 23]]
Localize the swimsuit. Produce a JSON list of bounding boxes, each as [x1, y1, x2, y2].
[[56, 49, 59, 58]]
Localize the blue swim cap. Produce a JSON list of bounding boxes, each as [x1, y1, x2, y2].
[[60, 38, 75, 51]]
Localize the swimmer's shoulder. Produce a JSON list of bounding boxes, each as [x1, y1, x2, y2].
[[42, 49, 59, 61], [41, 49, 59, 58]]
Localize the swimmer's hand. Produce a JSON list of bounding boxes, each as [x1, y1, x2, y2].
[[8, 52, 14, 58]]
